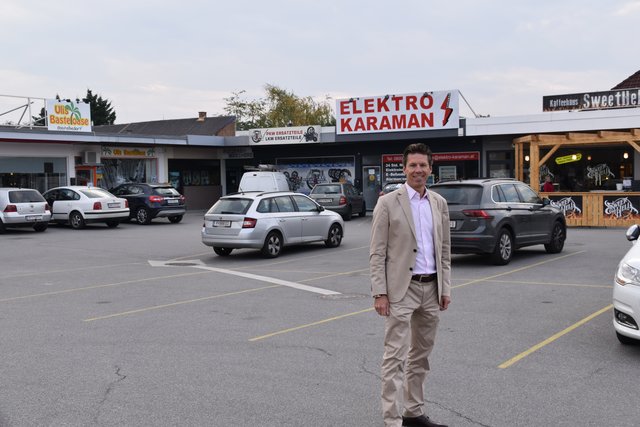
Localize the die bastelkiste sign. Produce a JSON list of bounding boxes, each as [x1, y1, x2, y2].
[[336, 90, 459, 135]]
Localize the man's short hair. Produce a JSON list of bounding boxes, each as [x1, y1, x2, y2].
[[403, 143, 433, 167]]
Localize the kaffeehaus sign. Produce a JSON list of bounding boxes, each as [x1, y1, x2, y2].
[[543, 88, 640, 112], [336, 90, 459, 135]]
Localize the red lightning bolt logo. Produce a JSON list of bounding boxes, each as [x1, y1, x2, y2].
[[441, 93, 453, 126]]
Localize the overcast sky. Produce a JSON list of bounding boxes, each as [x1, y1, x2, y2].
[[2, 0, 639, 124]]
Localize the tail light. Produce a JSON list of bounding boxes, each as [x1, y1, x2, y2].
[[242, 217, 257, 228], [462, 209, 493, 219], [339, 196, 347, 205], [45, 204, 51, 211], [179, 195, 186, 203], [149, 195, 164, 203], [3, 204, 17, 212], [124, 200, 129, 208], [93, 202, 102, 210]]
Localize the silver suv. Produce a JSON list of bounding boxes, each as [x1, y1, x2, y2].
[[0, 188, 52, 233], [429, 178, 566, 265], [308, 182, 366, 220], [202, 191, 345, 258]]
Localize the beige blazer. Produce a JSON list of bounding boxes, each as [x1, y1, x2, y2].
[[370, 184, 451, 303]]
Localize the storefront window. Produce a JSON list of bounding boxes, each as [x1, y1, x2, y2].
[[100, 158, 157, 190], [539, 147, 633, 191], [0, 157, 66, 192], [487, 150, 513, 178]]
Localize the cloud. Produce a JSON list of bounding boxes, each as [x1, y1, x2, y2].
[[613, 1, 640, 16]]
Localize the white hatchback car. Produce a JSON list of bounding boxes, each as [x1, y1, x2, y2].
[[0, 187, 51, 233], [613, 224, 640, 344], [202, 191, 344, 258], [42, 186, 129, 229]]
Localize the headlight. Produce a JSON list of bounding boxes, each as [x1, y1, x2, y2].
[[615, 261, 640, 286]]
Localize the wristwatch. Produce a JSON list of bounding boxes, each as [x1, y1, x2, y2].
[[373, 294, 386, 299]]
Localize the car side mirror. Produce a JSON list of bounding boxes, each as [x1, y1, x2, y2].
[[626, 224, 640, 242], [542, 198, 551, 206], [317, 205, 325, 212]]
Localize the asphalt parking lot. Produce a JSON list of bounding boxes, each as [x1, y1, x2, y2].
[[1, 211, 640, 427]]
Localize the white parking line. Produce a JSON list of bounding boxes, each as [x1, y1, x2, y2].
[[149, 260, 341, 296]]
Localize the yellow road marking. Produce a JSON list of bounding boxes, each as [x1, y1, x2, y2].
[[84, 284, 281, 322], [2, 262, 146, 279], [482, 279, 611, 289], [249, 307, 374, 342], [453, 251, 586, 289], [0, 271, 212, 303], [498, 304, 613, 369]]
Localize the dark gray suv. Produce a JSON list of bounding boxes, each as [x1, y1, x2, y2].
[[429, 178, 566, 265]]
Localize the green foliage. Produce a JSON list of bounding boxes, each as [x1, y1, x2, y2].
[[224, 84, 336, 130], [83, 89, 116, 125]]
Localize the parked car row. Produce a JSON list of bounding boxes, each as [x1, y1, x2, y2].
[[0, 183, 187, 233]]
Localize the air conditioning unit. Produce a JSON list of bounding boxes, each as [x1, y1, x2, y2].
[[82, 151, 101, 164]]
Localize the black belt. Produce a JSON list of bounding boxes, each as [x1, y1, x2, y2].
[[411, 273, 437, 283]]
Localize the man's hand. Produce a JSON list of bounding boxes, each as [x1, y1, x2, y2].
[[440, 295, 451, 311], [374, 295, 390, 316]]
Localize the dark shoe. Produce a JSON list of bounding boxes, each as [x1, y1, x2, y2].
[[402, 414, 447, 427]]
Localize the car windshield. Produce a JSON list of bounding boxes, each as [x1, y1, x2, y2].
[[429, 185, 483, 205], [80, 188, 115, 199], [8, 190, 45, 203], [154, 187, 181, 196], [312, 185, 341, 194], [208, 198, 252, 215]]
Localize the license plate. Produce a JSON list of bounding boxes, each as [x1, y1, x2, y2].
[[449, 220, 456, 229], [213, 220, 231, 227], [25, 215, 42, 221], [318, 198, 332, 203], [108, 203, 119, 208], [167, 199, 179, 204]]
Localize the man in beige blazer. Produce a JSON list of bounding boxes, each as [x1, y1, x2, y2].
[[370, 143, 451, 427]]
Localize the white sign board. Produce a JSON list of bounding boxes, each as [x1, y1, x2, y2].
[[249, 126, 321, 145], [46, 99, 92, 132], [336, 90, 459, 135]]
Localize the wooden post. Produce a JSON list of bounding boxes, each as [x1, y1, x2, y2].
[[530, 140, 540, 193]]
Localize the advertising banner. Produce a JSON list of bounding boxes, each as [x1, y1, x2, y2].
[[249, 126, 321, 145], [46, 99, 92, 132], [603, 196, 640, 220], [101, 147, 156, 158], [549, 195, 584, 219], [543, 88, 640, 112], [275, 157, 355, 194], [336, 90, 459, 135]]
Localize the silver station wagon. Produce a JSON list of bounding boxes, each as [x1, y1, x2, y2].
[[0, 187, 51, 233], [202, 191, 345, 258]]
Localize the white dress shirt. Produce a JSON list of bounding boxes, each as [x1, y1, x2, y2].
[[405, 183, 436, 275]]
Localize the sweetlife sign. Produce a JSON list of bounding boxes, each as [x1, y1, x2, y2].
[[46, 99, 92, 132], [543, 88, 640, 112], [336, 90, 459, 135]]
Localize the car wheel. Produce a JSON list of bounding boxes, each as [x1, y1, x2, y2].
[[136, 207, 152, 225], [343, 205, 353, 221], [168, 215, 183, 223], [325, 223, 343, 248], [490, 229, 513, 265], [69, 211, 86, 230], [359, 202, 367, 217], [616, 331, 638, 345], [33, 223, 48, 232], [213, 247, 233, 256], [545, 222, 566, 254], [261, 231, 283, 258], [106, 221, 119, 228]]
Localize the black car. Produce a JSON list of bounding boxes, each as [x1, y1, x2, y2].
[[109, 183, 186, 224], [429, 178, 566, 265]]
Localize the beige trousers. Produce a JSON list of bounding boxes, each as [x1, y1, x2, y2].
[[381, 280, 440, 427]]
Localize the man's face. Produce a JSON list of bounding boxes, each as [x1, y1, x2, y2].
[[403, 152, 431, 191]]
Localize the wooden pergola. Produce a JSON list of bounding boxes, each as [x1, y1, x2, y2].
[[513, 128, 640, 191]]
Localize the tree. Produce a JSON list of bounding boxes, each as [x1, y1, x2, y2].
[[83, 89, 116, 125], [223, 84, 336, 130]]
